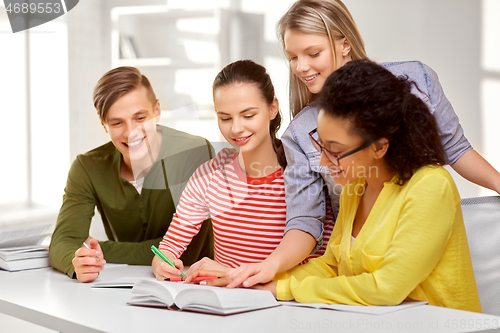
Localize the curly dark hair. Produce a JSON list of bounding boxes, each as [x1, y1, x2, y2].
[[316, 60, 446, 185]]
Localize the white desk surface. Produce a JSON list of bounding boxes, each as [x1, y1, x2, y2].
[[1, 265, 499, 333]]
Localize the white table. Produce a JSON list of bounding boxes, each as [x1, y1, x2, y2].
[[1, 265, 499, 333]]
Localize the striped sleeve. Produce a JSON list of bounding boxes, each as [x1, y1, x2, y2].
[[158, 148, 236, 259]]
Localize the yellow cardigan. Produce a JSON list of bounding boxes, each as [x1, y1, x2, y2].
[[277, 166, 482, 313]]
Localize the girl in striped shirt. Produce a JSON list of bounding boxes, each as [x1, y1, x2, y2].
[[153, 60, 334, 282]]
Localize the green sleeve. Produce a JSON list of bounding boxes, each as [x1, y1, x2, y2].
[[49, 157, 96, 278], [90, 137, 215, 267], [50, 134, 214, 278]]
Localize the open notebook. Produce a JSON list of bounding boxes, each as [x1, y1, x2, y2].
[[127, 279, 279, 315], [91, 276, 143, 289], [279, 300, 428, 315]]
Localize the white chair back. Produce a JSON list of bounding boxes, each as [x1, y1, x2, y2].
[[461, 196, 500, 315]]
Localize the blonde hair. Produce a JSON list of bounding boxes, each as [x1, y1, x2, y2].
[[277, 0, 369, 117]]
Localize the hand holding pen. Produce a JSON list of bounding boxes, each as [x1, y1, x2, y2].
[[151, 245, 186, 280], [184, 269, 230, 287], [73, 238, 106, 283]]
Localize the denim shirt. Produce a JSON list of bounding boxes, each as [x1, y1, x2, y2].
[[282, 61, 472, 247]]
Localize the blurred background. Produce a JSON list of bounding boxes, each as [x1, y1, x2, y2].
[[0, 0, 499, 225], [0, 0, 499, 330]]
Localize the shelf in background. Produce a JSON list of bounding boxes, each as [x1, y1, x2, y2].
[[116, 57, 216, 69]]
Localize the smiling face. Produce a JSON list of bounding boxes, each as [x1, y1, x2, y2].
[[284, 30, 351, 94], [214, 82, 278, 155], [317, 110, 376, 186], [102, 86, 161, 170]]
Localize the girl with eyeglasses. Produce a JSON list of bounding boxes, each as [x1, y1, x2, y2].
[[227, 0, 500, 289], [254, 60, 481, 312]]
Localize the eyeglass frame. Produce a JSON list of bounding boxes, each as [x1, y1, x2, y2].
[[308, 128, 372, 167]]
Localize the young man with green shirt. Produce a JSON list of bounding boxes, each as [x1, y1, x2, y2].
[[49, 67, 214, 282]]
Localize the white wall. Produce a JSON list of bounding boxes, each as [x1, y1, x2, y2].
[[67, 0, 498, 199], [0, 7, 70, 209], [343, 0, 499, 198], [66, 0, 109, 161]]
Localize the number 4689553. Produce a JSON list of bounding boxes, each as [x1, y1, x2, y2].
[[6, 2, 62, 14]]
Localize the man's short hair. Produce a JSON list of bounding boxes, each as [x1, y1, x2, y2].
[[93, 66, 157, 122]]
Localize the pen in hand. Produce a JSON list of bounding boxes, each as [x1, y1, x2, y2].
[[83, 241, 101, 262], [151, 245, 186, 278], [165, 276, 221, 282]]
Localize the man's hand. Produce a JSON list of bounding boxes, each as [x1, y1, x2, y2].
[[72, 238, 105, 283]]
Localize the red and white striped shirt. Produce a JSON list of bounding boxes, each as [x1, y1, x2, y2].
[[159, 148, 334, 268]]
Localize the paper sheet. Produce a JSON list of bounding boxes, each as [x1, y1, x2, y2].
[[279, 301, 428, 315], [0, 224, 51, 248]]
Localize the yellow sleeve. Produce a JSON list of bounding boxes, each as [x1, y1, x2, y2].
[[277, 172, 457, 305], [277, 193, 346, 300]]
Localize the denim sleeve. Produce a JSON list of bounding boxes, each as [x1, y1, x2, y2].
[[422, 63, 472, 164], [282, 123, 325, 247]]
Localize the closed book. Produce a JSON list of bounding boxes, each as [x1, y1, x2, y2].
[[0, 256, 50, 271], [127, 279, 279, 315], [0, 246, 48, 261]]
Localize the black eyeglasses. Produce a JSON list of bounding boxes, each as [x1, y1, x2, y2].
[[309, 128, 372, 167]]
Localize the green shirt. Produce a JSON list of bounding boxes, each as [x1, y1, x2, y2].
[[49, 125, 214, 278]]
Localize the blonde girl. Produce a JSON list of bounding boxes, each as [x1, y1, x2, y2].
[[228, 0, 500, 288]]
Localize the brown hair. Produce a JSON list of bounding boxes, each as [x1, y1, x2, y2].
[[277, 0, 369, 117], [93, 66, 157, 122], [212, 60, 287, 169]]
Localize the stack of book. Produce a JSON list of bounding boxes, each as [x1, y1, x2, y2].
[[0, 224, 51, 271]]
